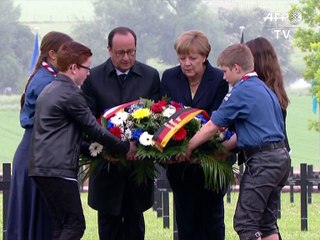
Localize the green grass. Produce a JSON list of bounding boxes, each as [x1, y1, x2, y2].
[[286, 93, 319, 169], [1, 192, 319, 240], [0, 96, 23, 164]]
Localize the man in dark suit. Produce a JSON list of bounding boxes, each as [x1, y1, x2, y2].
[[82, 26, 160, 240]]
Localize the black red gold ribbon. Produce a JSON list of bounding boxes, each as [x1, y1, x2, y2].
[[153, 108, 203, 150]]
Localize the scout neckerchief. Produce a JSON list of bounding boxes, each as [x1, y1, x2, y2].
[[42, 61, 57, 77], [240, 71, 258, 82]]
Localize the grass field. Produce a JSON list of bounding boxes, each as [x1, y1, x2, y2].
[[14, 0, 301, 39], [1, 192, 319, 240], [80, 192, 320, 240]]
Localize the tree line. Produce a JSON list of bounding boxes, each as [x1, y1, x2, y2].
[[1, 0, 315, 95]]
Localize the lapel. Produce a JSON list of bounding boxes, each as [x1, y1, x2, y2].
[[178, 71, 193, 106], [188, 62, 213, 106], [192, 73, 209, 105]]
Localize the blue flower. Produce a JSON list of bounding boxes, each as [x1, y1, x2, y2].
[[225, 131, 235, 140], [107, 120, 114, 129], [131, 128, 143, 141], [196, 114, 207, 125], [127, 103, 144, 113]]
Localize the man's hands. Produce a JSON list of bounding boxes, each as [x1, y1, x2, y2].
[[171, 144, 192, 163], [126, 141, 137, 160]]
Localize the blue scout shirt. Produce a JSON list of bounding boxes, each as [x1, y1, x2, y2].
[[20, 65, 58, 128], [211, 76, 284, 148]]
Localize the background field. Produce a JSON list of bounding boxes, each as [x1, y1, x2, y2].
[[14, 0, 302, 51], [82, 192, 320, 240], [0, 192, 319, 240]]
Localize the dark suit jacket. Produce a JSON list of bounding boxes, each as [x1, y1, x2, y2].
[[161, 61, 227, 114], [82, 58, 160, 215], [161, 61, 230, 190]]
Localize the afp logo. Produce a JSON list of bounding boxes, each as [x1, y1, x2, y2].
[[263, 9, 303, 39], [289, 9, 303, 25]]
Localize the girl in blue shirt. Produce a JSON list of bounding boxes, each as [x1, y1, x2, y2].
[[6, 31, 72, 240]]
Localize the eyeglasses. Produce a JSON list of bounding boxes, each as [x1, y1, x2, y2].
[[112, 49, 136, 58], [77, 64, 91, 72]]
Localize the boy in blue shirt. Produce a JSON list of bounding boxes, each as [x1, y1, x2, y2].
[[185, 43, 291, 240]]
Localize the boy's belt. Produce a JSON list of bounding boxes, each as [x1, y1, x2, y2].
[[242, 141, 285, 159]]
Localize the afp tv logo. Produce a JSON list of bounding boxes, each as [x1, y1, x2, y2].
[[263, 10, 303, 39]]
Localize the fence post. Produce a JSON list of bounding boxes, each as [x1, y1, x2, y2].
[[153, 181, 162, 217], [173, 196, 179, 240], [1, 163, 12, 240], [154, 165, 167, 218], [226, 185, 231, 203], [289, 167, 294, 203], [300, 163, 308, 231], [162, 191, 170, 228], [307, 165, 313, 204], [277, 194, 281, 219]]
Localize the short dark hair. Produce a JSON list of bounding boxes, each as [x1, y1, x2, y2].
[[57, 41, 92, 72], [107, 26, 137, 48]]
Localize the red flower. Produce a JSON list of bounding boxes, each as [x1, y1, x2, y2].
[[150, 100, 167, 113], [170, 101, 183, 111], [218, 127, 226, 132], [97, 115, 103, 125], [157, 99, 167, 107], [150, 103, 163, 113], [173, 127, 187, 141], [202, 111, 210, 121], [109, 126, 122, 139]]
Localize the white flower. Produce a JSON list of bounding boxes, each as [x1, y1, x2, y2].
[[162, 106, 176, 118], [124, 128, 132, 139], [194, 116, 202, 123], [139, 131, 154, 146], [89, 142, 103, 157], [217, 132, 226, 141], [110, 111, 129, 126]]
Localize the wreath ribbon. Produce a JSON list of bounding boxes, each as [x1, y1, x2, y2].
[[153, 108, 203, 150], [102, 100, 140, 120]]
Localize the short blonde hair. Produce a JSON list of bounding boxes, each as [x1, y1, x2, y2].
[[174, 30, 211, 57], [217, 44, 254, 71]]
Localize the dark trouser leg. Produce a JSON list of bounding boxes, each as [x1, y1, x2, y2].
[[234, 149, 290, 240], [123, 210, 145, 240], [122, 180, 145, 240], [97, 208, 144, 240], [33, 177, 85, 240], [167, 164, 225, 240], [97, 212, 123, 240]]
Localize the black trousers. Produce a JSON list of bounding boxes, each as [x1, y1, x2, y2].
[[234, 147, 290, 240], [97, 179, 145, 240], [97, 210, 145, 240], [33, 176, 85, 240], [167, 164, 226, 240]]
